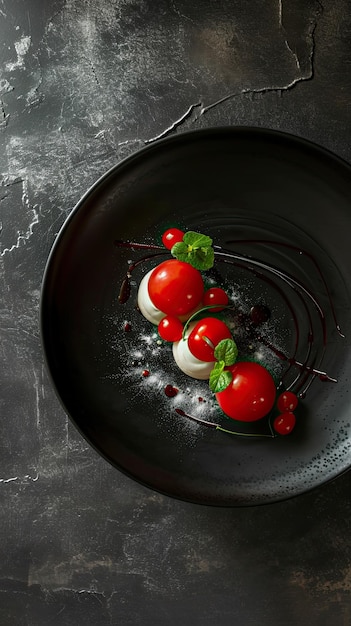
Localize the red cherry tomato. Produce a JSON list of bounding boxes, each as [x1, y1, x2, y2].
[[203, 287, 229, 312], [277, 391, 298, 413], [216, 362, 276, 422], [158, 316, 183, 342], [273, 412, 296, 435], [188, 317, 232, 362], [148, 259, 204, 316], [162, 228, 185, 250]]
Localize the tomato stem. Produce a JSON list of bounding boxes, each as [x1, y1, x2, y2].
[[181, 303, 233, 340], [175, 408, 276, 438], [202, 335, 215, 349], [215, 425, 275, 438]]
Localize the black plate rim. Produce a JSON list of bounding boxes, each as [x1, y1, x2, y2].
[[40, 125, 351, 507]]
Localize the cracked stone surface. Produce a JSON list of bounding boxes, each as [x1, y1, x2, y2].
[[1, 0, 351, 624]]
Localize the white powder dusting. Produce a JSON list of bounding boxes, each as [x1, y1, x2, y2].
[[106, 266, 289, 447]]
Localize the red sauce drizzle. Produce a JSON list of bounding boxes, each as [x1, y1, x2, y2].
[[115, 238, 343, 398]]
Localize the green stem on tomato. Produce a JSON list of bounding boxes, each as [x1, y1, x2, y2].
[[215, 425, 275, 438], [175, 408, 276, 438], [202, 335, 215, 349], [181, 303, 233, 340]]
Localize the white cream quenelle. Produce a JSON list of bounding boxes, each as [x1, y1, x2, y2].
[[172, 323, 214, 380], [137, 269, 165, 325]]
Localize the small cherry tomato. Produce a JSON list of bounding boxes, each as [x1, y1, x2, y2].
[[277, 391, 298, 413], [148, 259, 204, 316], [203, 287, 229, 312], [162, 228, 185, 250], [158, 316, 183, 342], [273, 412, 296, 435], [188, 317, 232, 362], [216, 362, 276, 421]]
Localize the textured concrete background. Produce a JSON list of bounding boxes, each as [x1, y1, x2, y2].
[[1, 0, 351, 624]]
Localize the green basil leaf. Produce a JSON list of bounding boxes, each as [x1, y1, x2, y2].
[[183, 231, 213, 249], [185, 247, 214, 271], [171, 230, 215, 271], [195, 246, 214, 270], [209, 361, 232, 393], [214, 338, 238, 366], [171, 241, 188, 257]]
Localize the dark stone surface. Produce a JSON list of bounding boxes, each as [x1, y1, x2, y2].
[[1, 0, 351, 623]]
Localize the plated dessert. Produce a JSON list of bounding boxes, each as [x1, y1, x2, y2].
[[117, 227, 343, 439], [40, 127, 351, 504]]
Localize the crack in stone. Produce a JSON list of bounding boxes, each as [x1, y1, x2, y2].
[[142, 66, 307, 146], [202, 74, 309, 115], [0, 473, 39, 484], [144, 1, 322, 146], [0, 178, 40, 257], [144, 102, 203, 144], [0, 99, 10, 128], [279, 0, 322, 78], [117, 138, 143, 148], [284, 39, 301, 71], [278, 0, 301, 71], [279, 0, 301, 72], [84, 56, 102, 89], [170, 0, 196, 24], [1, 176, 23, 188]]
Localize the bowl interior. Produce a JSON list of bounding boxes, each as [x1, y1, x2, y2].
[[41, 128, 351, 505]]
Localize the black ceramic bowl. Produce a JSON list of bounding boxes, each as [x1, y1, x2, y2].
[[40, 127, 351, 506]]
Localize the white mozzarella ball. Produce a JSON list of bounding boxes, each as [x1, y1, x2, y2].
[[172, 323, 214, 380], [137, 269, 165, 325]]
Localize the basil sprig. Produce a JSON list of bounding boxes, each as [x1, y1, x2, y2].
[[209, 338, 238, 393], [171, 231, 214, 271]]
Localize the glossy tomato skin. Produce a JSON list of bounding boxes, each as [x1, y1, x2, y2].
[[277, 391, 298, 412], [203, 287, 229, 312], [158, 315, 183, 342], [162, 228, 184, 250], [273, 412, 296, 435], [148, 260, 204, 316], [187, 317, 232, 362], [216, 361, 276, 422]]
